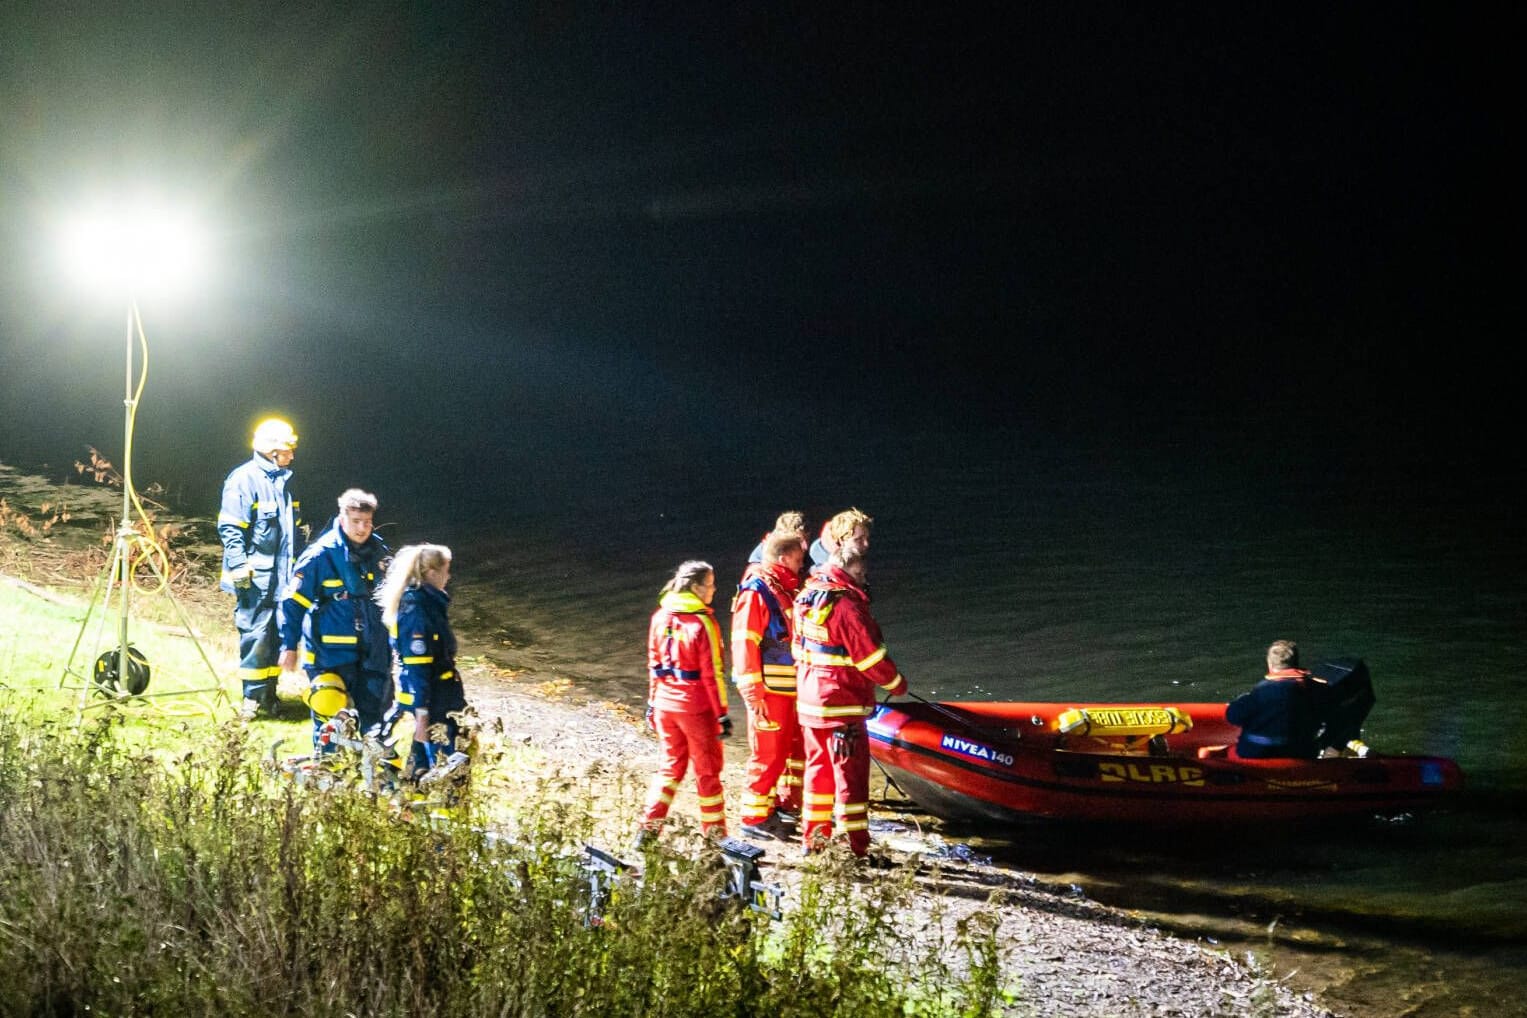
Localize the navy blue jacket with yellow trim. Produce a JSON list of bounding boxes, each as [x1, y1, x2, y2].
[[391, 584, 460, 712], [217, 452, 302, 593], [278, 518, 389, 671]]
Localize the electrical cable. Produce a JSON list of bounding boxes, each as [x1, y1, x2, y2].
[[119, 304, 173, 597]]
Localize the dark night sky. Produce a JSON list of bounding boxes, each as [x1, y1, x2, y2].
[[0, 3, 1515, 506]]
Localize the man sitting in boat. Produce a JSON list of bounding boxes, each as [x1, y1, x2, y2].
[[1226, 640, 1321, 759]]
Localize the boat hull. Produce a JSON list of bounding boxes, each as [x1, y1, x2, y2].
[[866, 701, 1463, 825]]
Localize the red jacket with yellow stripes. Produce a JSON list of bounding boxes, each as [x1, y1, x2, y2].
[[792, 565, 907, 728], [730, 561, 802, 706], [647, 591, 729, 719]]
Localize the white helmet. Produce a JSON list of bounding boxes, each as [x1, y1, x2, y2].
[[252, 417, 299, 454]]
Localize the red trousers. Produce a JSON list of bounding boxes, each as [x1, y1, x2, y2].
[[642, 709, 727, 836], [801, 721, 871, 856], [740, 691, 804, 825]]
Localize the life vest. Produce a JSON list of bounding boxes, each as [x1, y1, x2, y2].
[[792, 565, 905, 727], [731, 563, 799, 695]]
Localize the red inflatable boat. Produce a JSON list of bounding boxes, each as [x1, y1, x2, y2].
[[866, 700, 1464, 825]]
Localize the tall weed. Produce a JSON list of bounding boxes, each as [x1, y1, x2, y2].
[[0, 711, 1012, 1017]]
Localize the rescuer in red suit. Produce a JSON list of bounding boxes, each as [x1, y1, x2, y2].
[[793, 508, 908, 856], [732, 526, 808, 839], [636, 560, 732, 844]]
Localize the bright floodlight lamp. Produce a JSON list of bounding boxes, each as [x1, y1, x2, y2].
[[56, 200, 224, 716]]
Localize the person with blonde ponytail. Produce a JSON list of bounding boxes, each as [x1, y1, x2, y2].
[[635, 560, 732, 846], [379, 544, 468, 778]]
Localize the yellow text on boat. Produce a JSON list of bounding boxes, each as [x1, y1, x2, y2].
[[1056, 706, 1193, 737]]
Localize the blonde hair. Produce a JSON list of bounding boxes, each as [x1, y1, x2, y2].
[[826, 507, 872, 547], [661, 559, 713, 596], [377, 543, 452, 626], [773, 510, 807, 537]]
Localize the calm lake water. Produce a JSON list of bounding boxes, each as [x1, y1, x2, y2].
[[404, 420, 1523, 1015]]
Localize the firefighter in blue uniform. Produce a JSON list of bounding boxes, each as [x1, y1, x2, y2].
[[278, 488, 394, 748], [378, 543, 469, 778], [218, 418, 303, 720]]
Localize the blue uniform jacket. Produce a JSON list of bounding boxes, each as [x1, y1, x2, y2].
[[279, 518, 390, 671], [218, 453, 302, 593], [1226, 675, 1320, 759], [391, 584, 464, 714]]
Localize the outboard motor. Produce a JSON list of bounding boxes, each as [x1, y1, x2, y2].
[[1309, 657, 1376, 751]]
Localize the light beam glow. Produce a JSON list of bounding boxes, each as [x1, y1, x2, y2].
[[57, 197, 209, 299]]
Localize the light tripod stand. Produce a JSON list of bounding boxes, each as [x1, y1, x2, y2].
[[58, 300, 228, 720]]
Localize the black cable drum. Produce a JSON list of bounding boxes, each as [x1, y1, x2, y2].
[[93, 645, 151, 696]]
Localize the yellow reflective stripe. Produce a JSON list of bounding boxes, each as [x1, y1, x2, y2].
[[854, 645, 888, 671], [302, 651, 315, 664], [805, 792, 835, 806], [733, 671, 763, 688], [796, 702, 873, 719], [218, 513, 250, 528], [803, 807, 834, 822], [320, 635, 358, 644], [697, 793, 725, 807], [839, 819, 870, 832], [875, 672, 905, 690], [798, 649, 852, 666], [288, 591, 313, 609], [402, 656, 434, 664], [762, 663, 797, 676], [321, 579, 345, 588], [440, 670, 456, 680], [698, 613, 728, 712], [396, 690, 414, 705]]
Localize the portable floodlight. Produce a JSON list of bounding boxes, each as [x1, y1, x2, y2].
[[54, 196, 225, 716]]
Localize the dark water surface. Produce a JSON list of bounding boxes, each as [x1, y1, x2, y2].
[[412, 423, 1522, 1014]]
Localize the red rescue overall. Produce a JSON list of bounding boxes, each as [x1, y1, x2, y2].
[[731, 561, 804, 826], [793, 564, 907, 855], [642, 590, 729, 836]]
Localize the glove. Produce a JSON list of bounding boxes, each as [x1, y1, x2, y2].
[[829, 726, 860, 762], [718, 715, 734, 740], [645, 703, 656, 731]]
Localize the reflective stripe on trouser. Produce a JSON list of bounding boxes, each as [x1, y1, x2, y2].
[[234, 582, 282, 702], [801, 722, 872, 856], [642, 709, 727, 835], [740, 691, 804, 824]]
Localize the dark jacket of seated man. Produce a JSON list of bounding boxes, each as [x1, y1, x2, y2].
[[1226, 639, 1321, 759]]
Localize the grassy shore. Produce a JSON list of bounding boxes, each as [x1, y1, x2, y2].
[[0, 462, 1334, 1017]]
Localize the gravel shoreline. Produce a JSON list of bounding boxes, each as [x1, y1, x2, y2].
[[463, 665, 1335, 1018]]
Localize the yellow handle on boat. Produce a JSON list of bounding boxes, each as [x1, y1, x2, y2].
[[1056, 706, 1194, 737]]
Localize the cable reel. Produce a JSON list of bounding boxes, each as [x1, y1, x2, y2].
[[93, 645, 151, 696]]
